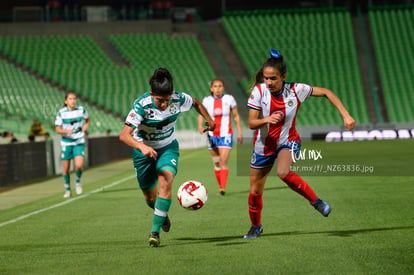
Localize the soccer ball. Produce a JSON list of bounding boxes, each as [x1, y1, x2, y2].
[[177, 180, 208, 210]]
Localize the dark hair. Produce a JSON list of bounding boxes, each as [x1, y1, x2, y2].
[[249, 49, 287, 92], [209, 79, 224, 96], [210, 79, 224, 87], [63, 92, 76, 107], [149, 68, 174, 96]]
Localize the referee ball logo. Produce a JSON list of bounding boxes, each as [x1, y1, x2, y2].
[[251, 152, 256, 164]]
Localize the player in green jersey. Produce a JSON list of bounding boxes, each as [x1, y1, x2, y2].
[[119, 68, 216, 247], [55, 92, 90, 198]]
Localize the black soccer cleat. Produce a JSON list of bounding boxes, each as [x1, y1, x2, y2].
[[148, 232, 160, 247], [243, 225, 263, 239], [161, 215, 171, 232], [312, 198, 332, 217]]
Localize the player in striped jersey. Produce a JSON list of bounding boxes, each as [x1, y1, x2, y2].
[[198, 79, 243, 195], [119, 68, 215, 247], [55, 92, 90, 199], [244, 49, 355, 238]]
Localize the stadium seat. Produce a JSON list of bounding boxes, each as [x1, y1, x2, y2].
[[0, 58, 122, 136], [0, 33, 217, 131], [369, 6, 414, 123], [222, 8, 370, 126]]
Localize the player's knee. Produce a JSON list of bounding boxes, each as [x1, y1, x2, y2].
[[276, 168, 289, 179], [159, 170, 174, 183], [146, 197, 156, 207], [212, 156, 220, 168]]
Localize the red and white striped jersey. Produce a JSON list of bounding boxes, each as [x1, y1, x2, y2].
[[202, 94, 237, 137], [247, 82, 312, 156]]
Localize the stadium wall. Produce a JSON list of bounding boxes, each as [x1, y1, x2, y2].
[[88, 136, 131, 166], [0, 136, 131, 188], [0, 141, 48, 188], [0, 131, 212, 189]]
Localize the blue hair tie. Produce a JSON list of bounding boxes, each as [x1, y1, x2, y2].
[[269, 48, 282, 59]]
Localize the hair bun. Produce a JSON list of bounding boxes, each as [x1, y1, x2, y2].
[[269, 48, 283, 60], [155, 68, 169, 79]]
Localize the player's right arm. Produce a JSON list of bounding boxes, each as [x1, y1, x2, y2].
[[119, 124, 157, 159], [55, 111, 73, 135], [248, 108, 282, 129], [247, 86, 282, 129], [55, 125, 73, 135]]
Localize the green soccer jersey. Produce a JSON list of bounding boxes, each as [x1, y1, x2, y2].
[[55, 106, 89, 145], [125, 91, 193, 149]]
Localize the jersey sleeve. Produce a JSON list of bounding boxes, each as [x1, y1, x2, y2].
[[179, 91, 194, 112], [247, 86, 262, 110], [229, 95, 237, 109], [294, 83, 313, 103], [202, 96, 208, 107], [125, 101, 144, 129], [82, 107, 89, 120], [55, 112, 62, 126]]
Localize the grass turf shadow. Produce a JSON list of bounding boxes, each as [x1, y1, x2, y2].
[[172, 225, 414, 246]]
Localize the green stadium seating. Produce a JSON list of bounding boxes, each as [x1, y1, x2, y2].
[[369, 7, 414, 123], [0, 33, 217, 131], [222, 9, 370, 126], [0, 59, 123, 137]]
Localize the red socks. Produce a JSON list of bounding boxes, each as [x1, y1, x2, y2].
[[248, 192, 263, 226], [214, 169, 221, 187], [214, 169, 229, 189], [247, 172, 316, 227], [282, 171, 317, 203], [220, 169, 228, 189]]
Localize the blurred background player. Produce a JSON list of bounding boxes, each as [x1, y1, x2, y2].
[[244, 49, 355, 238], [1, 131, 18, 144], [55, 92, 90, 198], [119, 67, 215, 247], [198, 79, 243, 195], [29, 119, 45, 139]]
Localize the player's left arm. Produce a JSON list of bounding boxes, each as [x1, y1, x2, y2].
[[312, 87, 355, 130], [197, 115, 205, 135], [231, 107, 243, 144], [82, 117, 91, 133], [192, 97, 216, 132]]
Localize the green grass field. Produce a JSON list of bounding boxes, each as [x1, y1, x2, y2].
[[1, 139, 413, 274]]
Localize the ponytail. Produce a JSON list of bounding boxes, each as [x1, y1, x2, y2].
[[249, 68, 264, 93], [249, 48, 286, 93], [149, 67, 174, 96]]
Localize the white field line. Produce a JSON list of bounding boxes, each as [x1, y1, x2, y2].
[[0, 149, 201, 228], [0, 174, 136, 228]]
